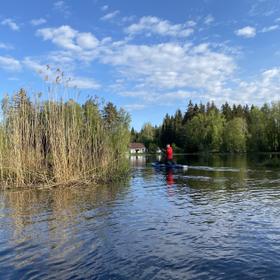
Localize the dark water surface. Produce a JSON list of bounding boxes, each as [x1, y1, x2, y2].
[[0, 155, 280, 279]]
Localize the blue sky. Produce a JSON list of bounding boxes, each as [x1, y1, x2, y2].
[[1, 0, 280, 130]]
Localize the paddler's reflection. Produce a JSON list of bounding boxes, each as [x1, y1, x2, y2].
[[166, 169, 174, 186], [166, 169, 175, 196]]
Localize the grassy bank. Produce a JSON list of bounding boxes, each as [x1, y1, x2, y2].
[[0, 89, 130, 188]]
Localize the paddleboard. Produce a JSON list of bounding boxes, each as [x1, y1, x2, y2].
[[152, 162, 188, 170]]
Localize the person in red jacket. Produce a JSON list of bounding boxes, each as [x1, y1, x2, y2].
[[165, 144, 173, 164]]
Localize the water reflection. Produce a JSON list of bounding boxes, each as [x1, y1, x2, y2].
[[0, 154, 280, 279], [129, 155, 146, 167], [0, 181, 131, 279], [166, 169, 175, 186]]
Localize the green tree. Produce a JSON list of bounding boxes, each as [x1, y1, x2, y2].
[[223, 117, 247, 152], [221, 102, 232, 121], [138, 122, 156, 151], [266, 102, 280, 151], [183, 100, 199, 123], [185, 110, 224, 152], [160, 114, 174, 146], [130, 127, 138, 142], [173, 109, 184, 147], [103, 102, 118, 128], [247, 107, 268, 151]]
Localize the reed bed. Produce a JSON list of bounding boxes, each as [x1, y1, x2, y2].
[[0, 87, 130, 188]]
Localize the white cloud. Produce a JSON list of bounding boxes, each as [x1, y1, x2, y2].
[[262, 68, 280, 83], [235, 26, 256, 38], [36, 26, 101, 64], [261, 25, 279, 32], [37, 25, 79, 51], [192, 43, 209, 54], [186, 20, 197, 27], [249, 1, 277, 17], [101, 5, 109, 11], [23, 57, 100, 89], [120, 90, 194, 105], [101, 42, 235, 93], [37, 26, 98, 51], [23, 57, 51, 75], [0, 42, 13, 50], [100, 10, 120, 21], [123, 104, 146, 111], [67, 77, 100, 89], [121, 69, 280, 106], [23, 57, 72, 83], [36, 23, 237, 104], [1, 18, 19, 31], [237, 68, 280, 104], [30, 18, 47, 26], [204, 15, 214, 25], [31, 18, 280, 107], [35, 23, 237, 105], [53, 1, 71, 17], [8, 77, 19, 81], [76, 32, 99, 49], [22, 6, 280, 110], [125, 16, 194, 37], [47, 50, 76, 66], [0, 56, 21, 71], [122, 16, 136, 23]]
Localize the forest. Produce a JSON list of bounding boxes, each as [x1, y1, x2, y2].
[[131, 100, 280, 153]]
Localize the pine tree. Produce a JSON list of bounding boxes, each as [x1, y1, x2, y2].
[[221, 102, 232, 121]]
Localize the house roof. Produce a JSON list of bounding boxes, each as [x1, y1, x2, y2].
[[129, 143, 146, 149]]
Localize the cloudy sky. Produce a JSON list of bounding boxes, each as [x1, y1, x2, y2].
[[1, 0, 280, 130]]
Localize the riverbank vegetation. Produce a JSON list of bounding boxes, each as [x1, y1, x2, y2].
[[132, 101, 280, 154], [0, 89, 130, 188]]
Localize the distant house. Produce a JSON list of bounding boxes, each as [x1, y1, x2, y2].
[[129, 143, 146, 154]]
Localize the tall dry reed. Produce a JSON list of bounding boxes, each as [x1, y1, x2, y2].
[[0, 85, 130, 188]]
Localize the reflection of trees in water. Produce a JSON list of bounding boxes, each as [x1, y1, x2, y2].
[[2, 180, 130, 246], [131, 154, 279, 205], [175, 154, 249, 190], [0, 181, 129, 274], [171, 154, 280, 207]]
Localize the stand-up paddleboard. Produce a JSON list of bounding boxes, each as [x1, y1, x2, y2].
[[152, 162, 188, 170]]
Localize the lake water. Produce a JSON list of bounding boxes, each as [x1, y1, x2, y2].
[[0, 154, 280, 279]]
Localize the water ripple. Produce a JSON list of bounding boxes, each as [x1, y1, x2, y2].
[[0, 158, 280, 279]]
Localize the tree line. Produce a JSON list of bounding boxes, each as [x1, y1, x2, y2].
[[131, 101, 280, 153]]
